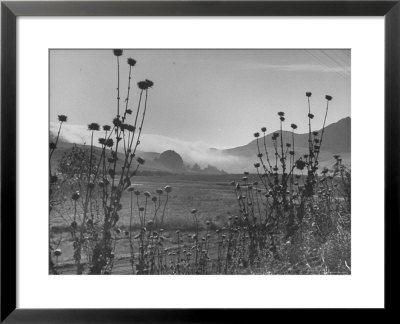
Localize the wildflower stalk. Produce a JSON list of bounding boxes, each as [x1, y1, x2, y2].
[[316, 96, 332, 161]]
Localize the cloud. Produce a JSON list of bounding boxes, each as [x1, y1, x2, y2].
[[50, 122, 250, 173]]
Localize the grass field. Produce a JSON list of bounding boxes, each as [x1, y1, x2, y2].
[[51, 174, 252, 269]]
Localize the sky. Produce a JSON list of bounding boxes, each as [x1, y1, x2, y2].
[[50, 49, 350, 151]]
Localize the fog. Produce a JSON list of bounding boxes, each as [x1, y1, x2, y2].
[[50, 122, 252, 173]]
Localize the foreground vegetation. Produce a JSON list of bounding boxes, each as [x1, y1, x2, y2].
[[49, 50, 350, 275]]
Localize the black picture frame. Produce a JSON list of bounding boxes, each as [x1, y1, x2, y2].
[[1, 0, 399, 322]]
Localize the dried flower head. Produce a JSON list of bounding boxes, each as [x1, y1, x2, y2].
[[145, 79, 154, 88], [53, 249, 62, 257], [164, 185, 172, 193], [137, 81, 149, 90], [113, 49, 123, 57], [126, 124, 135, 132], [113, 118, 122, 127], [103, 125, 111, 131], [254, 162, 260, 168], [261, 127, 267, 133], [126, 109, 132, 115], [49, 142, 56, 150], [295, 159, 306, 170], [127, 57, 136, 66], [127, 185, 135, 192], [144, 191, 151, 197], [88, 123, 100, 131], [278, 111, 285, 117], [254, 132, 260, 138], [325, 95, 333, 101], [272, 132, 279, 140], [291, 123, 297, 130], [308, 113, 314, 119], [136, 157, 145, 165], [105, 139, 114, 148], [58, 115, 67, 122], [191, 209, 198, 214], [306, 92, 312, 97]]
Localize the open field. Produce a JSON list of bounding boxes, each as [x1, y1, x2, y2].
[[51, 175, 242, 267], [51, 173, 350, 275]]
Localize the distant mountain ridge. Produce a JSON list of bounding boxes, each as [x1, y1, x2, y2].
[[50, 117, 350, 174], [223, 117, 350, 157]]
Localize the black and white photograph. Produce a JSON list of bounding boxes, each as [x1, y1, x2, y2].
[[49, 49, 351, 275]]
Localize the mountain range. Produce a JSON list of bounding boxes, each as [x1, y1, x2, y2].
[[50, 117, 350, 174]]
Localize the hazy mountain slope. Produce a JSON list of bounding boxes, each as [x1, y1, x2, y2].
[[223, 117, 350, 157], [50, 117, 350, 174]]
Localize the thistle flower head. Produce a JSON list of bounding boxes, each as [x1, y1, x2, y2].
[[103, 125, 111, 131], [49, 142, 56, 150], [53, 249, 62, 257], [113, 118, 122, 127], [126, 124, 135, 132], [191, 209, 198, 214], [127, 185, 135, 192], [144, 191, 151, 197], [126, 109, 132, 115], [291, 123, 297, 130], [127, 57, 136, 66], [261, 127, 267, 133], [254, 162, 260, 168], [325, 95, 333, 101], [156, 188, 163, 195], [280, 116, 285, 122], [58, 115, 67, 122], [164, 185, 172, 193], [295, 159, 306, 171], [145, 79, 154, 88], [137, 81, 149, 90], [113, 49, 123, 57], [278, 111, 285, 117], [99, 138, 106, 145], [306, 92, 312, 97], [254, 132, 260, 138], [308, 113, 314, 119], [136, 157, 145, 165], [88, 123, 100, 131], [105, 138, 114, 148], [272, 132, 279, 140]]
